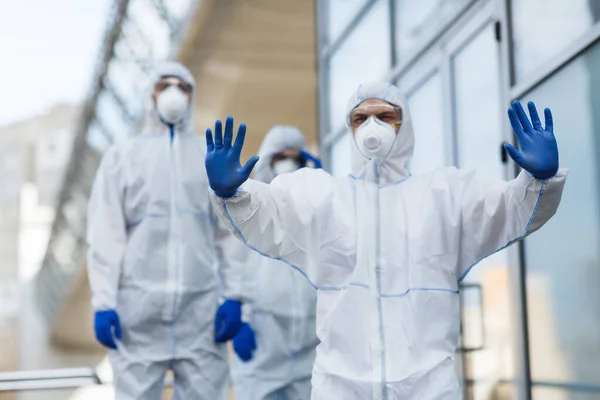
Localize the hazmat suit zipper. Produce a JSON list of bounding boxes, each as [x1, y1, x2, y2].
[[289, 268, 300, 380], [375, 165, 388, 400], [167, 124, 181, 363]]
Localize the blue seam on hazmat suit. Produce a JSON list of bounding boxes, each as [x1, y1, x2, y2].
[[125, 210, 211, 229], [374, 166, 387, 399], [222, 200, 319, 290], [380, 287, 459, 298], [139, 132, 195, 139], [219, 178, 545, 296], [349, 281, 369, 289], [317, 282, 369, 291], [169, 126, 179, 400], [221, 201, 463, 296], [457, 181, 546, 283], [220, 179, 545, 398]]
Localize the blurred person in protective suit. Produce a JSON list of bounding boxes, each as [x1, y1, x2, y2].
[[231, 125, 321, 400], [87, 62, 247, 400]]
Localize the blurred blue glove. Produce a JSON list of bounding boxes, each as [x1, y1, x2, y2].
[[206, 116, 259, 198], [233, 323, 257, 362], [300, 150, 323, 169], [214, 299, 243, 342], [94, 310, 121, 350], [505, 100, 559, 180]]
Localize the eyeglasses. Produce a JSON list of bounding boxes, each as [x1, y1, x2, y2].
[[155, 77, 193, 94], [348, 104, 402, 132]]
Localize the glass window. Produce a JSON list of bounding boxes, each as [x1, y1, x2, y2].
[[451, 22, 515, 395], [405, 72, 446, 174], [522, 39, 600, 393], [453, 25, 503, 180], [325, 0, 369, 44], [511, 0, 600, 82], [330, 133, 353, 177], [327, 0, 391, 134], [394, 0, 470, 62]]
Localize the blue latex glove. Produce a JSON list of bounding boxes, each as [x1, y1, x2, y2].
[[94, 310, 121, 350], [214, 299, 243, 342], [233, 323, 257, 362], [205, 116, 260, 198], [300, 150, 323, 169], [505, 101, 559, 180]]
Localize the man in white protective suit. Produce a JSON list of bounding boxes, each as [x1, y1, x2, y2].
[[87, 62, 248, 400], [230, 125, 321, 400], [203, 82, 567, 399]]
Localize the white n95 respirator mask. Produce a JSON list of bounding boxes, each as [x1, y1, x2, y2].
[[156, 86, 189, 125], [354, 117, 397, 159], [273, 159, 301, 176]]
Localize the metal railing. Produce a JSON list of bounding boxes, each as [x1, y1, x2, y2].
[[0, 368, 100, 392], [0, 368, 175, 392]]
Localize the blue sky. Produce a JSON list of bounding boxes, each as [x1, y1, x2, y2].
[[0, 0, 111, 126]]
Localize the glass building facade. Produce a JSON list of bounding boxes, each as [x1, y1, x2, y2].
[[316, 0, 600, 398]]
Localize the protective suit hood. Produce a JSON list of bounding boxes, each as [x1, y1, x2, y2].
[[142, 61, 196, 135], [346, 82, 414, 185], [254, 125, 306, 184]]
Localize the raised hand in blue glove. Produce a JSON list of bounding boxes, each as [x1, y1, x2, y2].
[[233, 323, 257, 362], [94, 310, 121, 350], [214, 299, 243, 342], [505, 100, 559, 180], [205, 116, 260, 198], [300, 150, 323, 169]]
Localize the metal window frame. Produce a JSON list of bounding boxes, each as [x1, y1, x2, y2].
[[389, 0, 480, 77], [394, 51, 455, 169], [510, 17, 600, 100]]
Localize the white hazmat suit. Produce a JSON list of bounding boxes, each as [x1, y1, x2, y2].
[[232, 126, 319, 400], [210, 83, 567, 399], [87, 62, 244, 399]]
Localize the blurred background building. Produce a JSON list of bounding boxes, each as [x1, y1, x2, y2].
[[0, 0, 599, 399]]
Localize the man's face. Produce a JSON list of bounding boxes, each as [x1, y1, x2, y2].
[[271, 148, 302, 167], [152, 76, 193, 105], [348, 99, 402, 133]]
